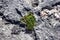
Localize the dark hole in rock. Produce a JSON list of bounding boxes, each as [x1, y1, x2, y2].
[[48, 15, 51, 18], [2, 16, 5, 19], [0, 0, 3, 2], [42, 6, 53, 11], [46, 18, 50, 20], [22, 30, 25, 32], [25, 29, 32, 34], [5, 19, 20, 24], [55, 18, 59, 20], [0, 12, 3, 16], [49, 36, 54, 40], [32, 3, 39, 7], [45, 39, 47, 40], [33, 29, 38, 40], [32, 0, 39, 7], [15, 8, 23, 17], [0, 6, 2, 9], [35, 28, 38, 30], [50, 36, 53, 38], [5, 22, 10, 25], [52, 2, 60, 7], [34, 34, 38, 40], [35, 38, 38, 40], [23, 7, 31, 11], [19, 23, 26, 28], [35, 11, 40, 16]]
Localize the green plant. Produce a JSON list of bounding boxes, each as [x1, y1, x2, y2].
[[20, 12, 36, 31]]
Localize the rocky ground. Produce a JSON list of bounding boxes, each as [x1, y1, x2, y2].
[[0, 0, 60, 40]]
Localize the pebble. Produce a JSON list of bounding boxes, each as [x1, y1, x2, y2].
[[0, 17, 2, 21]]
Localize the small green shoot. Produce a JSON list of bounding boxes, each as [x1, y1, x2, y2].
[[20, 12, 36, 31]]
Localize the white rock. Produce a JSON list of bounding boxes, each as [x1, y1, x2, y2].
[[55, 13, 60, 18], [0, 18, 2, 21]]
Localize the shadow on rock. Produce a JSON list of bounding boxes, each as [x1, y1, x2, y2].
[[2, 15, 26, 28], [25, 29, 33, 34], [42, 6, 53, 11], [52, 2, 60, 7], [15, 8, 23, 17], [23, 7, 31, 11]]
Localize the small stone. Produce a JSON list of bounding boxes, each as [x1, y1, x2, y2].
[[11, 26, 21, 35], [54, 13, 59, 18], [0, 18, 2, 20]]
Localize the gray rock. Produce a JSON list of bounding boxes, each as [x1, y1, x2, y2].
[[34, 22, 58, 40], [11, 25, 21, 34], [0, 0, 60, 40], [0, 20, 34, 40], [1, 0, 60, 22]]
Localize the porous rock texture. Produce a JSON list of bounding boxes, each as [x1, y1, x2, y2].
[[0, 0, 60, 40]]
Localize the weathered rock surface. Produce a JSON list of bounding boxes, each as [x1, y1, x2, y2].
[[0, 0, 60, 40], [0, 0, 60, 21]]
